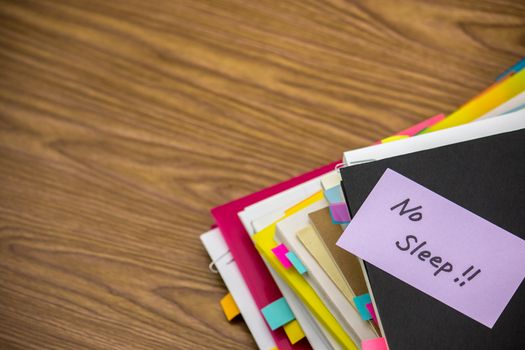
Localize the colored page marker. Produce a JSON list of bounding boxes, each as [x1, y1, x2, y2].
[[381, 135, 409, 144], [329, 202, 351, 224], [261, 297, 295, 330], [324, 185, 343, 204], [220, 293, 240, 321], [496, 57, 525, 81], [285, 251, 307, 274], [373, 114, 445, 145], [365, 303, 377, 324], [362, 337, 388, 350], [353, 294, 372, 320], [271, 244, 292, 268], [400, 114, 445, 136], [283, 320, 305, 344]]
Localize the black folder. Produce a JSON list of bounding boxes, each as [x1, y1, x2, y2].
[[340, 129, 525, 350]]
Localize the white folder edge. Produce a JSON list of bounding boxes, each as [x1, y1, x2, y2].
[[343, 108, 525, 166], [239, 175, 326, 236], [200, 228, 276, 350]]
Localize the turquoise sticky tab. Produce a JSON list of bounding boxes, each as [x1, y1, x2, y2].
[[353, 294, 372, 321], [496, 57, 525, 81], [285, 251, 307, 274], [261, 297, 295, 330], [324, 185, 343, 204]]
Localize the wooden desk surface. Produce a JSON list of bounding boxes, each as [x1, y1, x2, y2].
[[1, 1, 524, 349]]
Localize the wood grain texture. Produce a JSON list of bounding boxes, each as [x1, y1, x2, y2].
[[0, 1, 524, 349]]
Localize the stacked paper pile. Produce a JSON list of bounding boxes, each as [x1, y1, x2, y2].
[[200, 58, 525, 350]]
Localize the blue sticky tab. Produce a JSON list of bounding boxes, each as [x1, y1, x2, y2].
[[496, 57, 525, 81], [261, 297, 295, 330], [324, 186, 343, 204], [353, 294, 372, 321], [285, 251, 307, 274]]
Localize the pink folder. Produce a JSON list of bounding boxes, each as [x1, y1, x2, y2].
[[211, 162, 337, 349]]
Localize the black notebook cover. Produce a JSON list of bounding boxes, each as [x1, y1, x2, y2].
[[340, 129, 525, 349]]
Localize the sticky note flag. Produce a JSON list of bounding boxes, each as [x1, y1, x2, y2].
[[329, 202, 351, 224], [337, 168, 525, 328], [366, 303, 377, 324], [220, 293, 240, 321], [380, 135, 409, 144], [285, 251, 307, 274], [283, 320, 305, 344], [497, 57, 525, 81], [373, 114, 445, 145], [362, 337, 388, 350], [353, 293, 372, 320], [271, 244, 292, 268], [261, 297, 295, 330], [398, 113, 445, 136], [323, 185, 343, 204]]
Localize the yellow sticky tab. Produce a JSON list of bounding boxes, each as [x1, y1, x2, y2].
[[423, 69, 525, 133], [220, 293, 240, 321], [381, 135, 409, 143], [283, 320, 305, 344]]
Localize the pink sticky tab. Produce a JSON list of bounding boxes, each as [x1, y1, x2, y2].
[[329, 202, 351, 223], [337, 169, 525, 328], [365, 303, 377, 324], [362, 337, 388, 350], [272, 244, 292, 268], [398, 113, 445, 136], [373, 114, 445, 145]]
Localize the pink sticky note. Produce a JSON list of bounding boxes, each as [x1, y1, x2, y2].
[[337, 169, 525, 328], [398, 113, 445, 136], [365, 303, 377, 324], [329, 202, 351, 223], [362, 337, 388, 350], [373, 114, 445, 145], [272, 244, 292, 268]]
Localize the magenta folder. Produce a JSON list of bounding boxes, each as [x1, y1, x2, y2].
[[211, 162, 338, 350]]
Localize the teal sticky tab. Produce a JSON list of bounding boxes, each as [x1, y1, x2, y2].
[[285, 251, 307, 274], [353, 293, 372, 321], [261, 297, 295, 330], [324, 185, 343, 204]]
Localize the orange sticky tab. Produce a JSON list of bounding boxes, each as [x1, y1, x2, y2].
[[220, 292, 240, 321], [283, 319, 305, 344]]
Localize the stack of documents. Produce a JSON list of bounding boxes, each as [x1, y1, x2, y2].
[[200, 58, 525, 350]]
